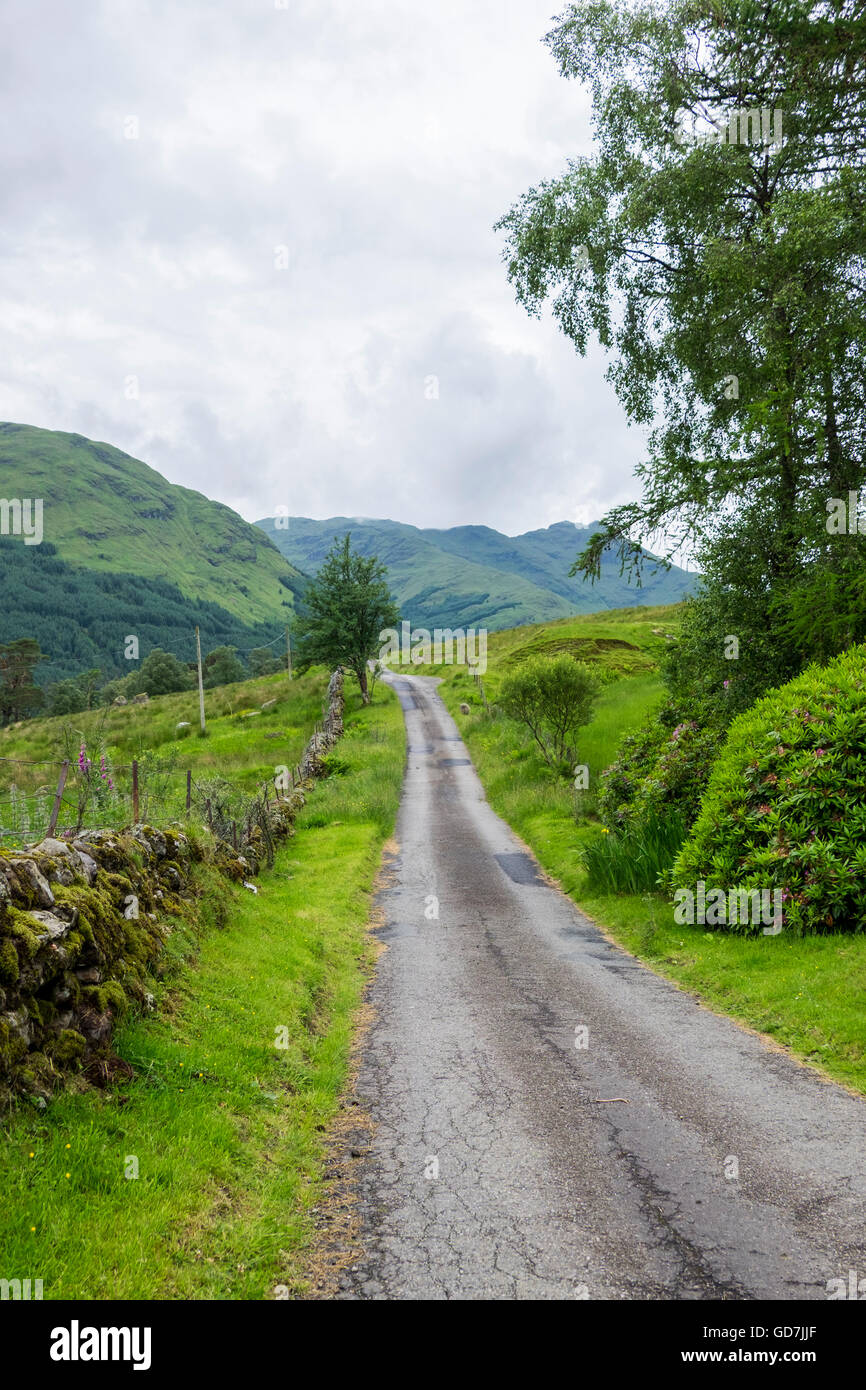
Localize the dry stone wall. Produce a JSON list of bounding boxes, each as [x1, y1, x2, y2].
[[0, 668, 345, 1103]]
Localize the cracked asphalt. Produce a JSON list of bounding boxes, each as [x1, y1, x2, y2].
[[338, 673, 866, 1300]]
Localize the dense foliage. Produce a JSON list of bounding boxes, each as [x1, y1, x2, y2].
[[597, 700, 718, 830], [498, 0, 866, 721], [0, 538, 289, 688], [0, 639, 45, 721], [499, 654, 600, 771], [673, 646, 866, 933], [203, 646, 245, 689]]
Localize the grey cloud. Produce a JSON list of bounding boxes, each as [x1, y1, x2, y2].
[[0, 0, 645, 536]]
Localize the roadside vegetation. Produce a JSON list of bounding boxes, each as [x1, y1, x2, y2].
[[0, 679, 404, 1297], [0, 668, 329, 845], [390, 3, 863, 1093], [393, 603, 866, 1097]]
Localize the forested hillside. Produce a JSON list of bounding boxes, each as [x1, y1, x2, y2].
[[0, 537, 289, 684], [0, 423, 306, 625]]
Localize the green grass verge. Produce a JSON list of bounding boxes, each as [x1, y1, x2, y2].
[[419, 624, 866, 1097], [0, 685, 405, 1299]]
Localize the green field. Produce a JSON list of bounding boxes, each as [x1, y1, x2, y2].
[[0, 679, 405, 1298], [3, 597, 864, 1306], [395, 605, 866, 1096], [0, 669, 334, 845]]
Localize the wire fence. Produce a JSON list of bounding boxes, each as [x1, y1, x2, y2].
[[0, 727, 328, 851], [0, 754, 154, 846]]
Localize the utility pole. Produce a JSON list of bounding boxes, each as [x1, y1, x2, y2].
[[195, 625, 206, 732], [286, 625, 293, 680]]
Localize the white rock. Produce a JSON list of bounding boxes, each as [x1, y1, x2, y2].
[[9, 858, 55, 908], [27, 910, 71, 944]]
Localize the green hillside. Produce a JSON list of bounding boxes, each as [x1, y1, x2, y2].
[[0, 536, 292, 685], [257, 514, 694, 631], [0, 423, 306, 628], [423, 521, 693, 609]]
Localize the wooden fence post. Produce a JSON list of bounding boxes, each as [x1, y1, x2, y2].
[[186, 769, 192, 812], [47, 760, 70, 837], [132, 760, 139, 823]]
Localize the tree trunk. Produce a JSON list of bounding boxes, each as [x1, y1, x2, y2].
[[358, 664, 370, 705]]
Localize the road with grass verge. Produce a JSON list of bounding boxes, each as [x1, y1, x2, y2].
[[337, 672, 866, 1300]]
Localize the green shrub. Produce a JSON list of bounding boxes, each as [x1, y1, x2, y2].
[[581, 809, 688, 894], [320, 755, 350, 777], [598, 709, 672, 826], [598, 702, 719, 832], [673, 645, 866, 933], [127, 648, 194, 697], [498, 654, 600, 772]]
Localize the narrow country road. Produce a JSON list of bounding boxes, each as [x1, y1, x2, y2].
[[339, 673, 866, 1300]]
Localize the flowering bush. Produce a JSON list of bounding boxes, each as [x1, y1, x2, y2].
[[673, 645, 866, 933], [598, 702, 718, 833]]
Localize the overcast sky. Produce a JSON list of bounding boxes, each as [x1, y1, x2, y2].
[[0, 0, 649, 535]]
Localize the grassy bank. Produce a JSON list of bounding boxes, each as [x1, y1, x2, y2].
[[397, 606, 866, 1097], [0, 684, 405, 1298], [0, 669, 330, 841]]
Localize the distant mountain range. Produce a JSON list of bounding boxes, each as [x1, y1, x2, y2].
[[0, 423, 695, 689], [0, 423, 305, 683], [256, 515, 695, 632]]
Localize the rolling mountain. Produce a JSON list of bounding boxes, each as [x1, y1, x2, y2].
[[0, 421, 695, 689], [0, 423, 306, 683], [256, 515, 695, 632]]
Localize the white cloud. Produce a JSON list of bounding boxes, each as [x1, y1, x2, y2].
[[0, 0, 646, 535]]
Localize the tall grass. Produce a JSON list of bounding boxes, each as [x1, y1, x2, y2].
[[0, 669, 331, 841], [581, 810, 687, 894]]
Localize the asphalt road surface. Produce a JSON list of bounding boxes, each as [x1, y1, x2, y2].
[[339, 673, 866, 1300]]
